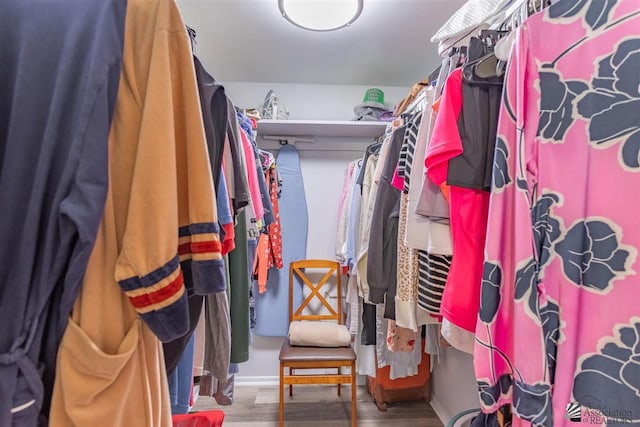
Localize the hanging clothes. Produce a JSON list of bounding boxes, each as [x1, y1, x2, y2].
[[225, 99, 251, 213], [253, 167, 284, 293], [398, 90, 454, 324], [355, 150, 380, 301], [193, 55, 227, 188], [49, 1, 224, 425], [394, 111, 428, 332], [375, 306, 422, 379], [163, 54, 235, 378], [367, 124, 406, 309], [229, 209, 251, 364], [200, 253, 232, 405], [0, 1, 126, 424], [236, 114, 274, 230], [475, 2, 640, 425], [344, 161, 364, 335], [336, 161, 357, 265], [218, 167, 236, 255], [425, 68, 492, 333], [168, 334, 195, 414], [239, 129, 265, 225]]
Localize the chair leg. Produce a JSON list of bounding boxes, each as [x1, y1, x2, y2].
[[351, 362, 357, 426], [338, 367, 341, 396], [289, 368, 293, 397], [279, 363, 285, 427]]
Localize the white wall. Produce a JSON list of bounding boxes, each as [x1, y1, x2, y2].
[[430, 348, 481, 421], [222, 81, 409, 121]]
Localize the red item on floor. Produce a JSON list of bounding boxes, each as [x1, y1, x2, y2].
[[172, 411, 225, 427]]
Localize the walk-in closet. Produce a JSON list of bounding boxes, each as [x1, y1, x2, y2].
[[2, 0, 639, 426]]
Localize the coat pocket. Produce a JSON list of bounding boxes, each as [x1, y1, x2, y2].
[[55, 317, 140, 407]]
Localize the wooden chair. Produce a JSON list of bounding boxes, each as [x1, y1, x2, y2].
[[278, 259, 357, 426]]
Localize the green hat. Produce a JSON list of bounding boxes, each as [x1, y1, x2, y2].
[[362, 88, 384, 104], [354, 88, 387, 113]]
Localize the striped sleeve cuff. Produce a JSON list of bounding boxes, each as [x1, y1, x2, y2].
[[178, 222, 226, 294], [119, 255, 189, 342]]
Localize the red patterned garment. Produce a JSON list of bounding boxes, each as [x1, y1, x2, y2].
[[253, 167, 283, 293]]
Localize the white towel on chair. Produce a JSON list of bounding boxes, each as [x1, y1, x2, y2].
[[288, 321, 351, 347]]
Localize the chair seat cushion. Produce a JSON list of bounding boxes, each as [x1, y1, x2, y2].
[[288, 321, 351, 347], [279, 339, 356, 362]]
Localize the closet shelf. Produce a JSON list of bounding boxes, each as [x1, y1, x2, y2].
[[256, 119, 387, 140]]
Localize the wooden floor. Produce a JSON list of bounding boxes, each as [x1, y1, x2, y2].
[[193, 384, 444, 426]]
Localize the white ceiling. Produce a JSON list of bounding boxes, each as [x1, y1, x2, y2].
[[177, 0, 466, 87]]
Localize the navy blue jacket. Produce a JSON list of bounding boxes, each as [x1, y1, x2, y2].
[[0, 1, 126, 424]]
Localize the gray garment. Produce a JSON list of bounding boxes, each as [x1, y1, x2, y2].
[[416, 55, 454, 222], [356, 142, 382, 193], [226, 98, 251, 211], [199, 373, 234, 406], [203, 287, 232, 384], [435, 56, 452, 98], [415, 178, 451, 223], [424, 324, 442, 363], [367, 125, 405, 304], [384, 202, 400, 320]]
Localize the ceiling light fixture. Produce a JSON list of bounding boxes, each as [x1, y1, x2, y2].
[[278, 0, 363, 32]]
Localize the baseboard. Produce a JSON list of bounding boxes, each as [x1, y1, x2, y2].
[[235, 376, 280, 386], [429, 396, 452, 426]]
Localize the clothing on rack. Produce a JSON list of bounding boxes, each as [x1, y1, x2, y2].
[[194, 55, 227, 188], [367, 125, 405, 307], [336, 162, 358, 265], [395, 111, 431, 332], [162, 52, 239, 379], [475, 2, 640, 425], [225, 98, 251, 213], [50, 1, 225, 425], [0, 1, 126, 424], [168, 334, 195, 414]]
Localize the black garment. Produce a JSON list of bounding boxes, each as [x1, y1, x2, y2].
[[357, 141, 382, 193], [227, 99, 251, 211], [163, 295, 204, 375], [360, 302, 377, 345], [447, 57, 504, 191], [383, 202, 400, 320], [367, 126, 405, 305], [0, 2, 126, 425], [194, 56, 227, 189]]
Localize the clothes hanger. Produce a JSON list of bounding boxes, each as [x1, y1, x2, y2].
[[493, 0, 528, 61], [494, 31, 516, 61], [460, 28, 509, 82], [462, 53, 503, 83], [428, 65, 442, 85], [186, 25, 197, 54], [404, 87, 429, 116]]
